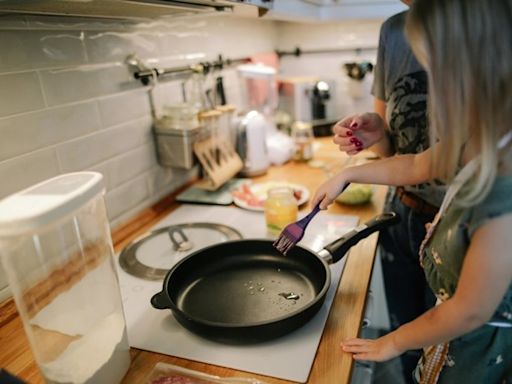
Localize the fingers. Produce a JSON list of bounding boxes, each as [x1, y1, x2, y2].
[[332, 115, 356, 132], [319, 196, 331, 210], [333, 134, 364, 154], [341, 342, 372, 353], [332, 118, 364, 154], [312, 194, 331, 210], [341, 338, 377, 361]]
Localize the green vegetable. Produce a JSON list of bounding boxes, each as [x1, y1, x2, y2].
[[336, 184, 373, 205]]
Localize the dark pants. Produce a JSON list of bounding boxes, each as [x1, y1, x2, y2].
[[379, 192, 437, 384]]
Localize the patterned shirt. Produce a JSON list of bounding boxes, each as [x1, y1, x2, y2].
[[372, 11, 445, 207]]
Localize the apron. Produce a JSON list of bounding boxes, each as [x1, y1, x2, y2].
[[417, 132, 512, 384]]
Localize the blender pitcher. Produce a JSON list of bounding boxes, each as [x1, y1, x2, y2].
[[0, 172, 130, 384], [236, 63, 278, 117]]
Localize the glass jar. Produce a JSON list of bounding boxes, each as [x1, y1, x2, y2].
[[215, 104, 237, 148], [291, 121, 314, 162], [162, 103, 199, 131], [264, 187, 298, 237]]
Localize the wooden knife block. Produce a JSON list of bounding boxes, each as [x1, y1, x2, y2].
[[193, 136, 243, 191]]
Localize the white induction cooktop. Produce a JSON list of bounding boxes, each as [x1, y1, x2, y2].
[[116, 205, 358, 383]]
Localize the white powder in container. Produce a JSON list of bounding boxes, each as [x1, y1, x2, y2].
[[40, 312, 130, 384]]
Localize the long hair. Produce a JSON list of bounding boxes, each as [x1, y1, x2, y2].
[[405, 0, 512, 206]]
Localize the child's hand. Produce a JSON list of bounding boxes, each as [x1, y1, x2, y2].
[[332, 113, 386, 155], [341, 334, 402, 362], [312, 174, 348, 210]]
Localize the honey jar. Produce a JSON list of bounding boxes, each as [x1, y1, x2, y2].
[[264, 187, 298, 237]]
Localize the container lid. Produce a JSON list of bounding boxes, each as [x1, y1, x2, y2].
[[0, 172, 105, 237]]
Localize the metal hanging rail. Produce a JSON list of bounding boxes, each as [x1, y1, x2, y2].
[[275, 46, 377, 58], [127, 54, 251, 85]]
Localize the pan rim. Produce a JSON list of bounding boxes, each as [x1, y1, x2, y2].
[[159, 238, 332, 329]]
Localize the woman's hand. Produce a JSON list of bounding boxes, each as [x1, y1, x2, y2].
[[312, 173, 348, 210], [341, 333, 403, 362], [332, 113, 386, 155]]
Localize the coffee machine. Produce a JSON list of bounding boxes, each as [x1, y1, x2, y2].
[[278, 76, 337, 136]]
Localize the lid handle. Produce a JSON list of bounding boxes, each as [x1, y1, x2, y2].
[[168, 227, 193, 252]]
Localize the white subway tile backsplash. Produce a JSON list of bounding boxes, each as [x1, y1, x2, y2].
[[86, 163, 110, 190], [0, 101, 101, 162], [0, 30, 32, 73], [57, 115, 152, 172], [97, 89, 151, 128], [0, 29, 87, 73], [0, 12, 381, 233], [0, 148, 60, 199], [0, 71, 45, 117], [85, 29, 161, 64], [145, 166, 196, 198], [26, 15, 133, 31], [105, 173, 149, 221], [39, 64, 142, 106], [0, 15, 28, 29], [275, 20, 381, 50], [106, 143, 157, 189]]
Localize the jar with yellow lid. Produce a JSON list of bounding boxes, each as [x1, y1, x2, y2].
[[264, 187, 298, 237]]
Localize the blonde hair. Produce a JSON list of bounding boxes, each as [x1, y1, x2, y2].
[[405, 0, 512, 206]]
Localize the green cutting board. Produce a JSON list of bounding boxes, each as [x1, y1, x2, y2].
[[176, 178, 249, 205]]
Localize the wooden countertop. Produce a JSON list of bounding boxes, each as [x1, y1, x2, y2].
[[0, 138, 387, 384]]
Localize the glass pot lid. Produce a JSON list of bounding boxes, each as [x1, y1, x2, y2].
[[119, 222, 242, 280]]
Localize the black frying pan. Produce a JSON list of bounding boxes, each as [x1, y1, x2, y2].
[[151, 212, 399, 343]]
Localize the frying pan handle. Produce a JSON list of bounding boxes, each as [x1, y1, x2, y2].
[[151, 290, 172, 310], [322, 212, 400, 264]]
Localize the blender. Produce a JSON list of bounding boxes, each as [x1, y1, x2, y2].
[[236, 63, 292, 175]]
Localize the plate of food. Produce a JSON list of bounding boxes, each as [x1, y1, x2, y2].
[[231, 181, 310, 211]]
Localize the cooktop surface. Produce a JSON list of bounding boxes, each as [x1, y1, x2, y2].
[[116, 205, 358, 383]]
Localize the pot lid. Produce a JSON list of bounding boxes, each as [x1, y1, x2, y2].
[[119, 222, 242, 280]]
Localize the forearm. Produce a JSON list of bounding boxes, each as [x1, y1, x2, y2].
[[391, 298, 489, 352], [371, 98, 395, 158], [368, 131, 395, 158], [341, 150, 432, 187]]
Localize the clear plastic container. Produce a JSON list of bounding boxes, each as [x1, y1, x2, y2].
[[264, 187, 298, 237], [0, 172, 130, 384]]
